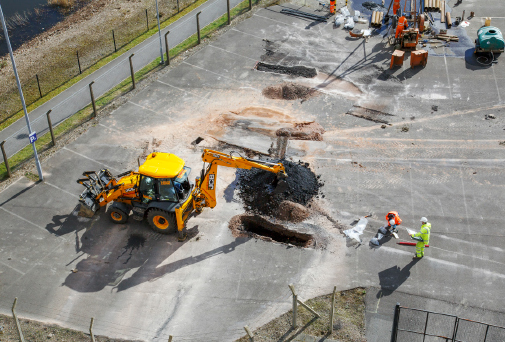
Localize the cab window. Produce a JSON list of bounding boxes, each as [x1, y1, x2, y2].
[[139, 176, 156, 203], [159, 179, 178, 202]]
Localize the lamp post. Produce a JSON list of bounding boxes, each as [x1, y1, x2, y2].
[[0, 4, 43, 181], [155, 0, 164, 64]]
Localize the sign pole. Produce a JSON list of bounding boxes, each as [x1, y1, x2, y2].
[[0, 4, 43, 181]]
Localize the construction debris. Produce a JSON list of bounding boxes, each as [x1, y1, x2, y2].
[[256, 62, 317, 78]]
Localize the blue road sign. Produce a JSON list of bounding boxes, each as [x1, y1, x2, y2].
[[29, 132, 37, 144]]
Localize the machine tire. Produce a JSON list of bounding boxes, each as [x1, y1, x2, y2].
[[107, 206, 128, 224], [147, 209, 177, 234]]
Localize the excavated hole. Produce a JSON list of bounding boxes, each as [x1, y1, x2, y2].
[[235, 215, 313, 247]]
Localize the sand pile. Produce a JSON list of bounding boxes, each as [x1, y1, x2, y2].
[[276, 121, 325, 141], [277, 201, 310, 222], [262, 83, 319, 101], [236, 160, 322, 217]]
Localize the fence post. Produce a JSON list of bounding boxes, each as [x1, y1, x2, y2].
[[112, 30, 117, 52], [12, 298, 26, 342], [36, 74, 43, 98], [244, 325, 254, 341], [329, 286, 336, 333], [129, 54, 136, 90], [390, 303, 400, 342], [177, 0, 180, 13], [46, 110, 56, 147], [249, 0, 252, 11], [196, 12, 202, 45], [164, 31, 170, 65], [146, 9, 149, 31], [288, 284, 297, 328], [89, 317, 95, 342], [0, 141, 11, 178], [168, 335, 173, 342], [89, 81, 97, 118], [227, 0, 231, 25], [76, 50, 82, 74]]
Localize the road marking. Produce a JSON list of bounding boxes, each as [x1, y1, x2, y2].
[[127, 100, 160, 114], [443, 48, 454, 101], [253, 13, 292, 25], [232, 28, 265, 40], [156, 80, 208, 100], [0, 260, 25, 275], [492, 63, 502, 103], [0, 177, 22, 195], [45, 181, 79, 199], [208, 44, 258, 62], [63, 147, 119, 171], [314, 156, 505, 166], [0, 206, 46, 232], [182, 61, 246, 85]]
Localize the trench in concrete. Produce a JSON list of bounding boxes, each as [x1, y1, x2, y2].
[[239, 215, 313, 247]]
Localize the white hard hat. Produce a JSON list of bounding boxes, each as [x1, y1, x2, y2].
[[420, 217, 428, 223]]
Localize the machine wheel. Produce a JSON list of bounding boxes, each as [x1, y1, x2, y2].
[[147, 209, 177, 234], [107, 207, 128, 224]]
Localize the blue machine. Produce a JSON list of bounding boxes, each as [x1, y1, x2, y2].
[[475, 26, 505, 53]]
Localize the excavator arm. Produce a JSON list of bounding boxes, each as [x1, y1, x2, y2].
[[193, 149, 287, 209]]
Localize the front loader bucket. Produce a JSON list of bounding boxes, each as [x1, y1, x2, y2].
[[76, 169, 115, 217]]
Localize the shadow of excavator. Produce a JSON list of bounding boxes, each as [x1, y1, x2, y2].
[[46, 206, 246, 292]]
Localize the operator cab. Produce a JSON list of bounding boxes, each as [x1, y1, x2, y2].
[[138, 153, 192, 203]]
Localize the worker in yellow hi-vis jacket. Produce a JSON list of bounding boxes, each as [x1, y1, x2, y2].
[[410, 217, 431, 259]]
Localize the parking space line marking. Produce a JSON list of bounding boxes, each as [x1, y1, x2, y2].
[[45, 182, 79, 199], [63, 147, 119, 172], [0, 177, 22, 195], [492, 64, 502, 103], [208, 44, 258, 62], [156, 80, 208, 100], [232, 28, 264, 40], [98, 123, 125, 135], [182, 61, 247, 85], [127, 100, 160, 114], [253, 13, 292, 26], [0, 206, 46, 231], [0, 260, 25, 275]]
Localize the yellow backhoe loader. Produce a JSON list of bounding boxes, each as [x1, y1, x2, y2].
[[77, 149, 287, 240]]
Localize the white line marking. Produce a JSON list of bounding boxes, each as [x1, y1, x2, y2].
[[127, 100, 160, 114], [45, 182, 79, 199], [0, 206, 46, 232], [156, 80, 208, 100], [182, 61, 245, 84], [63, 147, 119, 171], [492, 63, 502, 103], [443, 50, 454, 100], [253, 13, 292, 25], [0, 177, 22, 195], [232, 28, 265, 40], [0, 260, 25, 275], [208, 44, 257, 62]]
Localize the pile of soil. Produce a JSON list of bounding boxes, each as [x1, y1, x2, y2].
[[277, 200, 310, 222], [256, 62, 317, 78], [236, 160, 322, 216], [262, 83, 319, 101], [276, 121, 325, 141]]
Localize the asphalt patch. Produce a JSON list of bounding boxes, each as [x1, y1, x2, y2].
[[236, 160, 322, 216], [255, 62, 317, 78], [262, 83, 319, 101]]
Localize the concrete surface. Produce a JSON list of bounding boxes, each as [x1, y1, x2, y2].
[[1, 0, 505, 341]]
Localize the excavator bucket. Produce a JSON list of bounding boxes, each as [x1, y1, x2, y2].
[[76, 169, 115, 217]]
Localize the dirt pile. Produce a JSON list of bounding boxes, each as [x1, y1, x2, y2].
[[236, 160, 322, 216], [256, 62, 317, 78], [262, 83, 319, 101], [277, 200, 310, 222], [276, 121, 325, 141]]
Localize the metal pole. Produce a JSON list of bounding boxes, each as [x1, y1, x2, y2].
[[155, 0, 164, 64], [451, 317, 459, 342], [177, 0, 180, 13], [46, 110, 55, 147], [483, 324, 490, 341], [12, 298, 26, 342], [89, 317, 95, 342], [164, 31, 170, 65], [1, 141, 11, 178], [89, 81, 97, 118], [168, 336, 173, 342], [129, 54, 136, 89], [196, 12, 202, 45], [36, 74, 42, 98], [289, 284, 297, 328], [249, 0, 252, 11], [244, 326, 254, 341], [390, 303, 400, 342], [422, 312, 429, 342], [0, 4, 43, 181], [227, 0, 231, 25], [76, 50, 82, 74], [329, 286, 336, 333], [112, 30, 117, 52]]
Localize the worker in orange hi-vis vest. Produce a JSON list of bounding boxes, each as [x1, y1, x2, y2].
[[392, 0, 401, 16], [330, 0, 336, 14], [395, 15, 408, 38], [379, 211, 402, 235]]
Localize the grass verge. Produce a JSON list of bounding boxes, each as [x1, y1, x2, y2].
[[0, 0, 209, 132], [0, 0, 259, 181], [236, 288, 367, 342]]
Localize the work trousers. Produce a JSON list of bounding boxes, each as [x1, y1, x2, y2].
[[416, 242, 426, 257]]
